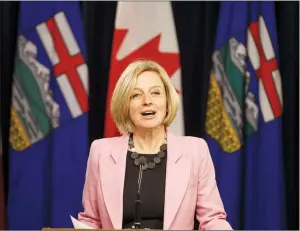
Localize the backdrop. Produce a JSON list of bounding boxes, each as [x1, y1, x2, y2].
[[0, 1, 298, 230]]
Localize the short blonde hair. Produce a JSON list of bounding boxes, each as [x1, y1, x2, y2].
[[110, 59, 180, 134]]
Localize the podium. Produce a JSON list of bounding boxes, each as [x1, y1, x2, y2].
[[42, 216, 161, 230], [42, 229, 157, 230]]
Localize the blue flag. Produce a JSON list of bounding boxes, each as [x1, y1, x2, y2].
[[205, 2, 286, 229], [8, 2, 88, 229]]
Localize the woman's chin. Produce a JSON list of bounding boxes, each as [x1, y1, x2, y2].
[[136, 122, 164, 131]]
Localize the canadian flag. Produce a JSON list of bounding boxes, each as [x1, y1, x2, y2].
[[105, 2, 184, 137]]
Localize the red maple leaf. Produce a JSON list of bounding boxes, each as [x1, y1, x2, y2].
[[104, 29, 181, 138]]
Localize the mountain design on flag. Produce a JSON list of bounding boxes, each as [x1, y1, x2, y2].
[[10, 35, 60, 151], [205, 15, 282, 153], [9, 11, 88, 151]]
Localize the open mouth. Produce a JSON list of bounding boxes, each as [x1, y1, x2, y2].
[[141, 111, 156, 116]]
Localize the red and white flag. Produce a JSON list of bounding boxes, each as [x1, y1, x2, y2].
[[37, 12, 89, 119], [247, 16, 283, 122], [105, 2, 184, 137]]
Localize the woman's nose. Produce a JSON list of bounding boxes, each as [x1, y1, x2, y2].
[[143, 93, 152, 105]]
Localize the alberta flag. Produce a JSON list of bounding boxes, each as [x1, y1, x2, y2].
[[205, 2, 286, 229], [8, 2, 88, 229]]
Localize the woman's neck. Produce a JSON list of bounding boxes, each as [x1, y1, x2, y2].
[[133, 126, 166, 154]]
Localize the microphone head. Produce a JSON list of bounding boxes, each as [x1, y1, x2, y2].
[[139, 156, 147, 166]]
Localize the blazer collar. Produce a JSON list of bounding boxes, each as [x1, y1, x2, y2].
[[110, 130, 182, 163], [106, 130, 188, 229], [110, 133, 129, 164]]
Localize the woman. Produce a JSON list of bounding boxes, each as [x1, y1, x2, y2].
[[77, 60, 232, 230]]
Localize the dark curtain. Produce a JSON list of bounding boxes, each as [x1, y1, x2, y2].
[[0, 1, 19, 205], [275, 2, 299, 229], [82, 1, 117, 144], [0, 1, 298, 230], [0, 2, 19, 228], [171, 2, 220, 139]]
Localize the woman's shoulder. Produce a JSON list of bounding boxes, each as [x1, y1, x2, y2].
[[172, 134, 211, 161], [175, 135, 209, 150], [88, 134, 128, 158], [90, 136, 122, 148], [91, 135, 125, 149]]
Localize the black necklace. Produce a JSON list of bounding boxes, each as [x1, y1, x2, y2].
[[128, 133, 167, 170]]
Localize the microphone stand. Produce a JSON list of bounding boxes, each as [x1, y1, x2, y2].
[[133, 164, 143, 229]]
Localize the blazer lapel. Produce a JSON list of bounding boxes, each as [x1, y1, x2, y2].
[[163, 131, 190, 230], [100, 131, 190, 229], [100, 134, 129, 229]]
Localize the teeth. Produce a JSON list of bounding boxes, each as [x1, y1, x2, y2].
[[142, 111, 155, 116]]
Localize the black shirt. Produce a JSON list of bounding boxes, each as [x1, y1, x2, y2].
[[122, 150, 167, 229]]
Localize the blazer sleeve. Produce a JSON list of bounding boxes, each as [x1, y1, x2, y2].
[[77, 141, 102, 229], [195, 139, 233, 230]]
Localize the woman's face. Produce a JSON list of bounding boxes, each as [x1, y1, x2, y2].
[[129, 71, 167, 131]]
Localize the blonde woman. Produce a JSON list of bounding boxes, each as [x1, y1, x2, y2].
[[78, 60, 232, 230]]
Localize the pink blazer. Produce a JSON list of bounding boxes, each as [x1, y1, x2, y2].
[[78, 131, 232, 230]]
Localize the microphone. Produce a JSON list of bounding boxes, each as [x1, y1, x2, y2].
[[133, 156, 147, 229]]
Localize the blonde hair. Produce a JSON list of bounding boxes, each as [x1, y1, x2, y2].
[[110, 59, 180, 134]]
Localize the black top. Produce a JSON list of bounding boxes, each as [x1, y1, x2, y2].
[[122, 150, 167, 229]]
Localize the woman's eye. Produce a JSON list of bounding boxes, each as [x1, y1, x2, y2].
[[131, 93, 141, 99], [151, 91, 160, 95]]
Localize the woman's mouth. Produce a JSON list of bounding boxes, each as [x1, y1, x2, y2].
[[141, 111, 156, 117]]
